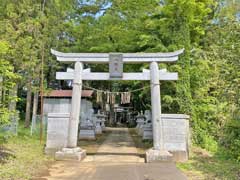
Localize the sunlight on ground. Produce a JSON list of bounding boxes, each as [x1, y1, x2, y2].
[[177, 147, 240, 180], [78, 130, 112, 154]]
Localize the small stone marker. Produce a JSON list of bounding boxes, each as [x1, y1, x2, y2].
[[100, 115, 107, 131], [96, 112, 107, 132], [135, 113, 146, 136], [142, 110, 152, 139], [143, 123, 153, 140], [93, 115, 102, 135], [144, 110, 151, 122], [79, 119, 96, 140], [79, 109, 96, 140]]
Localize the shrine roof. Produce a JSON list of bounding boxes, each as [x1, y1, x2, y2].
[[42, 90, 93, 98]]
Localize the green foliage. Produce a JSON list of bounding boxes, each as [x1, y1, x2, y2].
[[222, 120, 240, 161], [177, 147, 240, 179], [0, 0, 76, 125], [0, 41, 19, 126], [0, 124, 52, 180]]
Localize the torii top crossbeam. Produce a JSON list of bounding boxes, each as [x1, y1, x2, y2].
[[51, 49, 184, 63]]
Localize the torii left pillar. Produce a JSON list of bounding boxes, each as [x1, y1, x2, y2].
[[55, 61, 86, 161]]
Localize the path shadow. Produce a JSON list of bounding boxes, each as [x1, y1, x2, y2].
[[0, 146, 16, 164], [87, 152, 145, 157]]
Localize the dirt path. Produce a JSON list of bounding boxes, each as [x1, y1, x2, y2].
[[83, 127, 144, 163], [34, 128, 187, 180]]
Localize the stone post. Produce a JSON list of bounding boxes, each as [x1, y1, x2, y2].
[[150, 61, 162, 150], [67, 61, 83, 147], [55, 61, 86, 161], [146, 61, 173, 162]]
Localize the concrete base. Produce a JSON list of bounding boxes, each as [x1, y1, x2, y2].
[[55, 147, 86, 161], [145, 148, 173, 163], [79, 129, 96, 140]]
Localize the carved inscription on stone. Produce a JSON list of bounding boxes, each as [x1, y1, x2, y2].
[[161, 118, 189, 151], [109, 53, 123, 78], [46, 113, 70, 149]]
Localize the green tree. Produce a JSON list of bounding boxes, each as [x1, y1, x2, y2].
[[0, 0, 75, 127], [0, 41, 19, 126]]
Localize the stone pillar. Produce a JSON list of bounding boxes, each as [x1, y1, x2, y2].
[[55, 62, 86, 161], [146, 62, 173, 162], [67, 61, 83, 147], [150, 61, 162, 150]]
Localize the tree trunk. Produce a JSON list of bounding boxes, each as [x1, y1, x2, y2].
[[8, 83, 18, 111], [8, 83, 18, 134], [0, 76, 2, 103], [25, 80, 32, 128], [31, 91, 39, 129]]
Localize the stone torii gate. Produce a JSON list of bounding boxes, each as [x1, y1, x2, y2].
[[50, 49, 184, 162]]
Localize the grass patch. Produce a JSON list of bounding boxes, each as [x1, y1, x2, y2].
[[177, 146, 240, 180], [128, 128, 152, 155], [0, 124, 53, 180]]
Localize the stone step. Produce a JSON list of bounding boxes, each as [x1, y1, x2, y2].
[[83, 155, 145, 163]]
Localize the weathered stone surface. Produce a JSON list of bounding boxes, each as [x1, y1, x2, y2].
[[79, 129, 96, 140], [162, 117, 189, 153], [101, 121, 106, 132], [68, 62, 83, 148], [55, 147, 86, 161], [136, 114, 145, 127], [141, 114, 190, 162], [92, 116, 102, 135], [145, 148, 173, 162], [96, 112, 107, 132], [45, 113, 70, 154], [143, 126, 153, 140], [135, 113, 145, 136], [79, 111, 96, 140], [95, 123, 102, 134], [150, 62, 162, 150], [144, 110, 151, 122]]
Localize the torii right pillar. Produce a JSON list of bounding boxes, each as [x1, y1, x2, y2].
[[146, 61, 173, 162]]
